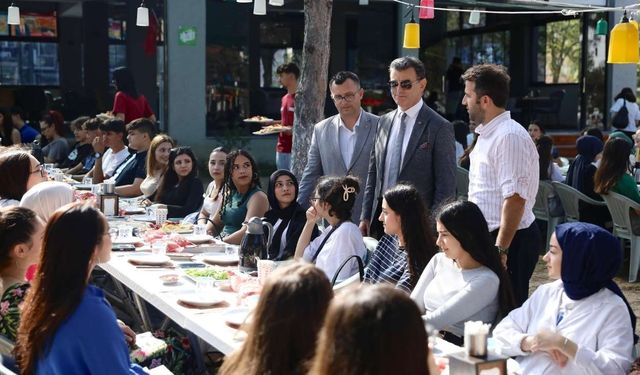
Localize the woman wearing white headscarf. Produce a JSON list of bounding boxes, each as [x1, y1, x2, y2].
[[19, 181, 75, 222]]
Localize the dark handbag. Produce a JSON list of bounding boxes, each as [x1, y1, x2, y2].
[[612, 100, 629, 129], [330, 254, 365, 286]]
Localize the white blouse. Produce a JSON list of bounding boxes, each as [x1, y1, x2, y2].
[[492, 280, 633, 375]]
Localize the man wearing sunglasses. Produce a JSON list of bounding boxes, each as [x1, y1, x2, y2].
[[360, 57, 456, 238], [298, 71, 379, 223]]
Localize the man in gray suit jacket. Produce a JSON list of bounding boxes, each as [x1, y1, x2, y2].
[[359, 57, 456, 237], [298, 71, 379, 223]]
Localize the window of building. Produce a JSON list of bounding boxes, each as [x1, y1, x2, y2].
[[534, 19, 581, 84], [0, 41, 59, 85]]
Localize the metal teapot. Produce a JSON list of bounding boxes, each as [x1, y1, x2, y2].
[[239, 217, 274, 272]]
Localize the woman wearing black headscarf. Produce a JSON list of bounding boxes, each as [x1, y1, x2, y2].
[[565, 135, 610, 227], [264, 170, 319, 260], [493, 222, 635, 374]]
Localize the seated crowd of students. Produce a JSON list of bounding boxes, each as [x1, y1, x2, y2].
[[0, 108, 638, 374]]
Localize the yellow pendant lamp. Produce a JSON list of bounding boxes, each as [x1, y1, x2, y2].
[[403, 8, 420, 49], [607, 11, 639, 64]]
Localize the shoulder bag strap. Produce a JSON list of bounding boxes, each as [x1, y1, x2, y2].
[[331, 254, 365, 286], [311, 222, 343, 263]]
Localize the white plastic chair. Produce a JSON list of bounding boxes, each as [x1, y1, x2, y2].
[[551, 181, 607, 222], [0, 335, 14, 357], [533, 181, 564, 252], [601, 191, 640, 282], [456, 166, 469, 201]]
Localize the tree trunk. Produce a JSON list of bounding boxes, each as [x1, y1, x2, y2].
[[291, 0, 333, 179]]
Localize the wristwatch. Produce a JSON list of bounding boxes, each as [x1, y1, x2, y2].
[[497, 245, 509, 255], [94, 152, 102, 158]]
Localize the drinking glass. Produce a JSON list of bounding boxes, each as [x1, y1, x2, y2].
[[193, 223, 207, 236], [151, 240, 167, 255], [196, 277, 215, 296], [82, 176, 93, 185]]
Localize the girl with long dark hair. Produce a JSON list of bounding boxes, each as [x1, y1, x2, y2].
[[363, 183, 437, 293], [295, 176, 366, 282], [0, 108, 20, 146], [309, 284, 435, 374], [112, 67, 156, 124], [214, 149, 268, 244], [411, 200, 515, 345], [537, 135, 563, 182], [153, 146, 204, 218], [15, 203, 147, 374], [0, 207, 45, 342], [263, 170, 319, 260], [219, 263, 332, 375], [594, 137, 640, 203], [0, 149, 48, 207], [197, 146, 229, 235]]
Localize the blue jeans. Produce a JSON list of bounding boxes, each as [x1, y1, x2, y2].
[[276, 152, 291, 170]]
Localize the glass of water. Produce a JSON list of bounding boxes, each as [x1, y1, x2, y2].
[[151, 240, 167, 255], [196, 277, 215, 296], [193, 223, 207, 236], [82, 176, 93, 185]]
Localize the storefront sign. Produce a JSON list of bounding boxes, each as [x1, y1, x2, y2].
[[178, 26, 197, 46]]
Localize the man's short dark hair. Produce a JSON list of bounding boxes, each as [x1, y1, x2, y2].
[[389, 56, 426, 80], [100, 118, 126, 134], [70, 116, 90, 131], [461, 64, 510, 109], [126, 118, 157, 138], [9, 107, 23, 118], [329, 71, 361, 88], [82, 117, 102, 131], [276, 62, 300, 79]]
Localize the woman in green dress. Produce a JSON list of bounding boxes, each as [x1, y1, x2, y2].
[[213, 150, 269, 244]]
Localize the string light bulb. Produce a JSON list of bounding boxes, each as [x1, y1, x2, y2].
[[468, 9, 481, 25], [7, 2, 20, 26], [607, 10, 639, 64], [136, 1, 149, 27], [254, 0, 266, 15], [419, 0, 434, 20], [237, 0, 252, 3], [269, 0, 284, 6]]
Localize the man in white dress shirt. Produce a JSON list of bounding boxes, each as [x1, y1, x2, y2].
[[298, 71, 379, 223], [462, 64, 540, 306]]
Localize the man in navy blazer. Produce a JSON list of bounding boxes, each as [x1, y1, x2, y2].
[[298, 71, 379, 223], [360, 57, 456, 237]]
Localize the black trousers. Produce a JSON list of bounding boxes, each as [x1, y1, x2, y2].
[[492, 222, 541, 307], [369, 198, 385, 240]]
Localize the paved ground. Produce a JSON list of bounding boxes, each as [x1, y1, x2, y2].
[[528, 254, 640, 335]]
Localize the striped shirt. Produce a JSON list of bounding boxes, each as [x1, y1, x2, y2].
[[363, 235, 413, 293], [468, 111, 538, 231]]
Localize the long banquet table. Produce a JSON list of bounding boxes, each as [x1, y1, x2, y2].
[[99, 253, 245, 355]]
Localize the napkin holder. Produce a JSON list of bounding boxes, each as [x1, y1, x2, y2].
[[98, 192, 119, 217], [448, 351, 507, 375]]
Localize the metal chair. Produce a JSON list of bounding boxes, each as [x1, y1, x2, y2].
[[601, 191, 640, 282], [552, 181, 607, 222], [456, 166, 469, 201], [533, 181, 565, 251]]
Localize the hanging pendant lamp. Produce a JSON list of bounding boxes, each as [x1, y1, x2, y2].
[[403, 9, 420, 49], [607, 11, 639, 64]]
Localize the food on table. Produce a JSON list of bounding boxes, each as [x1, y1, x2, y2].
[[184, 268, 231, 280], [161, 222, 193, 234], [74, 191, 95, 202], [252, 123, 288, 135]]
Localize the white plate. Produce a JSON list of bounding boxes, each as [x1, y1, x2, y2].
[[131, 215, 156, 222], [112, 237, 142, 245], [202, 253, 238, 266], [177, 292, 226, 307], [128, 254, 171, 266], [221, 306, 253, 328], [183, 234, 214, 244]]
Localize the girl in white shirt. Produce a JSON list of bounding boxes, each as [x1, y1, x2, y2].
[[493, 222, 635, 374], [410, 200, 515, 345], [295, 176, 366, 283], [197, 147, 228, 236], [610, 87, 640, 133], [140, 134, 174, 198]]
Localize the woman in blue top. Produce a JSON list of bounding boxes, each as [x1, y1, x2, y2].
[[363, 183, 437, 293], [214, 150, 269, 244], [15, 203, 147, 375]]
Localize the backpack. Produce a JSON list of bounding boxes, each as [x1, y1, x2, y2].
[[612, 100, 629, 129]]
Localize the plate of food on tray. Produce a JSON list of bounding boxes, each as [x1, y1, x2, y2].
[[243, 115, 275, 123], [252, 123, 288, 135]]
